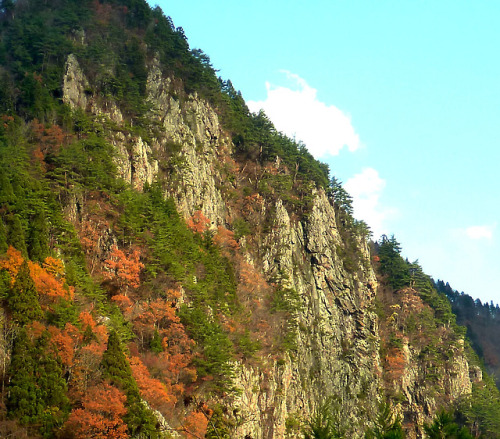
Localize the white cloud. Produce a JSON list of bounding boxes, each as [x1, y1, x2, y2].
[[465, 224, 496, 240], [344, 168, 396, 238], [247, 71, 360, 158]]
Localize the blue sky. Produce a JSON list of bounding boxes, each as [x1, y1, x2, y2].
[[149, 0, 500, 305]]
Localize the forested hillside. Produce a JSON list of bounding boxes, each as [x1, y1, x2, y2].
[[435, 280, 500, 388], [0, 0, 499, 438]]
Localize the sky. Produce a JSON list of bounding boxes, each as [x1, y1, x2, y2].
[[149, 0, 500, 305]]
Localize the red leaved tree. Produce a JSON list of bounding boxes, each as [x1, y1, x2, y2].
[[64, 383, 128, 439], [187, 210, 210, 234], [183, 410, 209, 439], [129, 355, 176, 413], [104, 246, 144, 293], [0, 247, 73, 309], [69, 312, 109, 399], [0, 246, 24, 282]]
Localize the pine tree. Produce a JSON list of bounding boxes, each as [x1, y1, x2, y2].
[[101, 330, 159, 438], [7, 329, 70, 434], [0, 167, 15, 206], [329, 176, 353, 218], [27, 208, 49, 262], [6, 214, 27, 257], [0, 220, 7, 254], [424, 411, 473, 439], [6, 328, 41, 425], [34, 331, 70, 436], [365, 403, 405, 439], [206, 405, 231, 439], [7, 260, 42, 325], [149, 329, 163, 353], [303, 399, 345, 439], [377, 235, 410, 290]]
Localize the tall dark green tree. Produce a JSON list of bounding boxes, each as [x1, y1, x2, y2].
[[205, 405, 232, 439], [6, 328, 40, 425], [329, 176, 353, 216], [7, 328, 69, 435], [303, 399, 346, 439], [424, 411, 473, 439], [365, 403, 405, 439], [0, 0, 14, 19], [27, 208, 49, 262], [6, 214, 27, 257], [0, 220, 7, 254], [459, 380, 500, 438], [7, 260, 42, 325], [101, 330, 159, 438], [377, 235, 410, 290], [0, 167, 15, 206], [33, 331, 70, 436]]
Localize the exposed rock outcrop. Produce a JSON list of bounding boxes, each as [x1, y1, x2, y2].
[[61, 54, 481, 438], [62, 54, 89, 110]]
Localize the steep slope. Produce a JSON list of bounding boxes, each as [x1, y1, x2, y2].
[[0, 1, 497, 438], [437, 280, 500, 388]]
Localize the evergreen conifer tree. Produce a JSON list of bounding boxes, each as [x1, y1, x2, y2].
[[34, 332, 70, 436], [6, 214, 27, 257], [365, 403, 405, 439], [377, 235, 410, 290], [149, 329, 163, 353], [424, 411, 473, 439], [7, 329, 70, 435], [0, 220, 7, 254], [205, 405, 231, 439], [6, 328, 41, 425], [0, 168, 15, 206], [101, 330, 159, 438], [7, 260, 42, 325], [27, 208, 49, 262]]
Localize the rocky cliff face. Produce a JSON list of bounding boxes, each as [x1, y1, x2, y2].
[[62, 54, 480, 438], [228, 193, 382, 438]]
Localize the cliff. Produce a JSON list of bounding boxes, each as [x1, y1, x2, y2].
[[59, 47, 479, 438]]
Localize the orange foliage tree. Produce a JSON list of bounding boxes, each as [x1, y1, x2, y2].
[[385, 347, 406, 382], [104, 246, 144, 292], [0, 246, 73, 309], [124, 290, 197, 398], [0, 246, 24, 281], [47, 324, 77, 368], [182, 410, 209, 439], [30, 119, 68, 157], [68, 312, 109, 399], [26, 321, 79, 370], [213, 226, 239, 257], [121, 289, 181, 345], [187, 210, 210, 234], [129, 355, 175, 413], [29, 260, 74, 307], [64, 383, 128, 439]]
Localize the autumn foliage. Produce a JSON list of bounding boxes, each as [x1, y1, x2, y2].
[[129, 355, 176, 412], [67, 312, 109, 399], [183, 409, 209, 439], [115, 289, 197, 407], [385, 347, 406, 382], [187, 210, 210, 234], [0, 246, 24, 281], [30, 119, 69, 157], [104, 246, 144, 291], [0, 246, 73, 309], [64, 383, 128, 439]]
